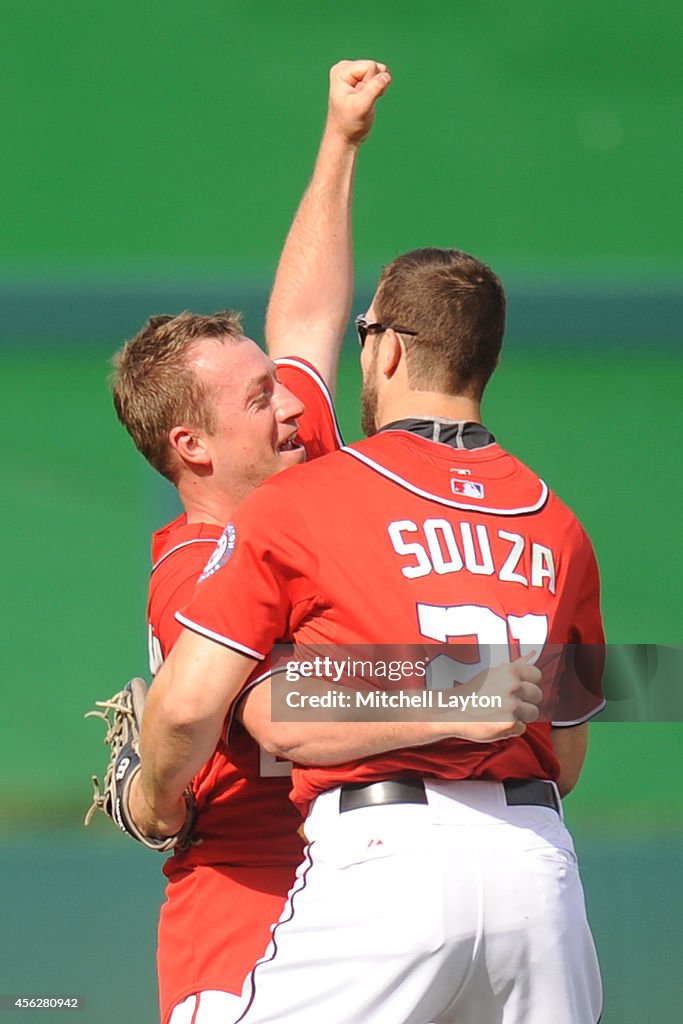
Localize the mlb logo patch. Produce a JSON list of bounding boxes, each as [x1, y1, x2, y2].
[[450, 478, 485, 499]]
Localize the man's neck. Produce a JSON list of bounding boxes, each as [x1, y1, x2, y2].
[[177, 480, 238, 528], [377, 392, 482, 428]]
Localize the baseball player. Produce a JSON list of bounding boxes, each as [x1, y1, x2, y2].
[[109, 60, 395, 1024], [115, 314, 342, 1024], [131, 248, 604, 1023]]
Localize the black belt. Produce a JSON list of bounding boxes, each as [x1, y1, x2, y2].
[[339, 778, 560, 814]]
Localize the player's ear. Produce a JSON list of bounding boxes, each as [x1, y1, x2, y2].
[[380, 329, 404, 379], [169, 425, 212, 468]]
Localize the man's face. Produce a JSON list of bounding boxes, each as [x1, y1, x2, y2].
[[189, 335, 305, 502]]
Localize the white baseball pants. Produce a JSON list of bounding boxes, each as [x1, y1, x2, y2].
[[233, 779, 602, 1024]]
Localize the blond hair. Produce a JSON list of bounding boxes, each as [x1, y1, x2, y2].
[[111, 310, 243, 482]]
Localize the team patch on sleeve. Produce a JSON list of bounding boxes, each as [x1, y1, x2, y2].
[[198, 524, 236, 581]]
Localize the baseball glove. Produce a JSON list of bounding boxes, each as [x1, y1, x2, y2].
[[84, 677, 195, 852]]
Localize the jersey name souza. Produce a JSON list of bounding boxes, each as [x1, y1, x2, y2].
[[387, 518, 556, 593]]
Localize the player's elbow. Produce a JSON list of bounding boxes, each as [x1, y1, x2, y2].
[[239, 680, 305, 759], [248, 716, 339, 765], [154, 689, 222, 737], [253, 721, 305, 762]]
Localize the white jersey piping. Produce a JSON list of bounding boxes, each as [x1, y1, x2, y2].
[[552, 697, 607, 727], [340, 446, 550, 516], [175, 612, 265, 661]]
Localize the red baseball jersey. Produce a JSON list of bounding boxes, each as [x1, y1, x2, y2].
[[181, 427, 605, 815], [149, 357, 342, 1022]]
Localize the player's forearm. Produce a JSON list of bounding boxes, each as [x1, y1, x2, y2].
[[266, 60, 391, 388], [256, 718, 453, 766], [136, 673, 225, 834], [241, 679, 508, 766], [136, 629, 254, 835], [265, 126, 357, 390], [140, 698, 220, 813], [241, 679, 443, 763], [241, 658, 544, 762]]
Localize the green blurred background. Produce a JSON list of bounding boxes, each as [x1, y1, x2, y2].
[[1, 2, 681, 1021]]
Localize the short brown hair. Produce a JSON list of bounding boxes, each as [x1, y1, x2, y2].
[[111, 310, 243, 482], [373, 248, 506, 398]]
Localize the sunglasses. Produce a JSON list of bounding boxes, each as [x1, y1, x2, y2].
[[354, 315, 419, 348]]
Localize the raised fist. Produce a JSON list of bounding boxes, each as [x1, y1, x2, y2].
[[326, 59, 392, 144]]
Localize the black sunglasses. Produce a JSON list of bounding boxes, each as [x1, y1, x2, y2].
[[354, 315, 419, 348]]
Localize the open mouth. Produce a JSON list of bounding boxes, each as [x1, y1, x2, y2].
[[278, 436, 301, 453]]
